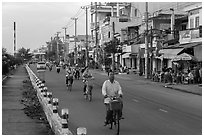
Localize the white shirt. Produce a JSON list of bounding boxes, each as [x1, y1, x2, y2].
[[102, 80, 122, 96]]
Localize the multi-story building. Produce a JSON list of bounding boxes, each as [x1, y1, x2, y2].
[[120, 2, 201, 75], [91, 2, 201, 73], [65, 35, 91, 66]]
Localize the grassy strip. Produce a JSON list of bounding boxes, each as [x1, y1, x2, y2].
[[20, 78, 54, 135]]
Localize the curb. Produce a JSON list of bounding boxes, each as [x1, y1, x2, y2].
[[2, 76, 8, 81], [164, 85, 202, 96], [25, 65, 73, 135]]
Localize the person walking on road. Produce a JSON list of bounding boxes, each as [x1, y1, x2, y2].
[[102, 71, 123, 126]]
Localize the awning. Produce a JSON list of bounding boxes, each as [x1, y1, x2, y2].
[[122, 53, 131, 58], [172, 53, 198, 62], [159, 48, 184, 59], [180, 42, 202, 49]]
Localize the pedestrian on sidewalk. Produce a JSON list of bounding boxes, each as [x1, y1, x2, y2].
[[176, 71, 182, 84]]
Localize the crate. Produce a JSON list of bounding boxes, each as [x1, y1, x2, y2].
[[110, 100, 122, 111]]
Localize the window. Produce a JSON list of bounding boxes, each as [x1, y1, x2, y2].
[[195, 16, 199, 28], [135, 9, 137, 17], [190, 18, 194, 29], [108, 31, 110, 38]]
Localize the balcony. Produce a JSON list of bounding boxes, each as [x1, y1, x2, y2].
[[90, 22, 99, 30], [103, 16, 110, 26], [179, 28, 202, 44]]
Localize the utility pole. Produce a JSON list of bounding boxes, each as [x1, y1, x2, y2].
[[56, 32, 61, 63], [95, 2, 98, 67], [144, 2, 149, 79], [71, 17, 78, 64], [62, 27, 67, 63], [91, 2, 94, 48], [170, 8, 175, 39], [81, 5, 89, 67], [13, 22, 16, 56], [150, 26, 153, 78]]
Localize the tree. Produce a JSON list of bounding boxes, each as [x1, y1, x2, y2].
[[16, 47, 32, 61], [103, 38, 122, 71], [2, 47, 7, 55]]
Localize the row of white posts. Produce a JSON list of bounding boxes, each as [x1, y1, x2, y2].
[[25, 64, 87, 135]]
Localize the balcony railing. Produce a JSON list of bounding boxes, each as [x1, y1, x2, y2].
[[90, 22, 99, 30]]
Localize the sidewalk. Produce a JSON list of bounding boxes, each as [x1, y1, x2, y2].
[[93, 69, 202, 96], [2, 65, 51, 135]]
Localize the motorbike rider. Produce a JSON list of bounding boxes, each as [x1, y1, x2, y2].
[[102, 70, 123, 126]]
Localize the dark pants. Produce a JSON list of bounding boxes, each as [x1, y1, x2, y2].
[[83, 84, 93, 93], [66, 77, 73, 85]]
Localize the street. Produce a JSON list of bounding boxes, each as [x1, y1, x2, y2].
[[30, 64, 202, 135]]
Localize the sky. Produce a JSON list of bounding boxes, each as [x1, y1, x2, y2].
[[2, 1, 91, 54], [2, 0, 196, 54]]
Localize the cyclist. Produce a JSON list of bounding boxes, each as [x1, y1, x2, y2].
[[74, 64, 80, 79], [56, 64, 60, 73], [82, 66, 93, 95], [65, 65, 74, 87], [102, 70, 123, 126]]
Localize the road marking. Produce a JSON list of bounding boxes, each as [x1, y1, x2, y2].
[[132, 99, 139, 102], [159, 109, 168, 113]]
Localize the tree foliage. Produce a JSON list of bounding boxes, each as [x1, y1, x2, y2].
[[16, 47, 32, 60], [103, 38, 122, 54]]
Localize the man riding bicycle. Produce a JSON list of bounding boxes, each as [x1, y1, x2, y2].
[[102, 70, 123, 126]]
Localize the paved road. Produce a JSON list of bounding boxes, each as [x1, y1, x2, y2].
[[30, 64, 202, 135]]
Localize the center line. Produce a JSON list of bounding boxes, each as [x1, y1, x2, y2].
[[159, 109, 168, 113]]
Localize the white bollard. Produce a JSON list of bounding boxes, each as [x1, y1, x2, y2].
[[47, 92, 52, 104], [53, 106, 58, 114], [39, 83, 45, 92], [77, 127, 87, 135], [61, 108, 69, 133], [52, 98, 59, 106], [37, 81, 42, 87], [61, 109, 69, 120], [52, 98, 59, 114], [43, 87, 48, 97]]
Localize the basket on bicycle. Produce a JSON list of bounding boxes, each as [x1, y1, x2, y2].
[[110, 100, 122, 111]]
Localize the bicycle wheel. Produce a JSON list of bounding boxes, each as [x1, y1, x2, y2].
[[68, 84, 72, 92], [88, 93, 92, 101], [88, 89, 92, 101], [116, 111, 120, 135]]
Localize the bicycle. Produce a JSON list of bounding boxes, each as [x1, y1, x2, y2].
[[106, 96, 123, 135], [66, 75, 73, 92], [74, 69, 80, 80], [83, 77, 94, 101]]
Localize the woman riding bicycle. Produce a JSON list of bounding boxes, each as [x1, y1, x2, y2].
[[102, 70, 123, 126], [82, 66, 93, 95], [65, 66, 74, 87]]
